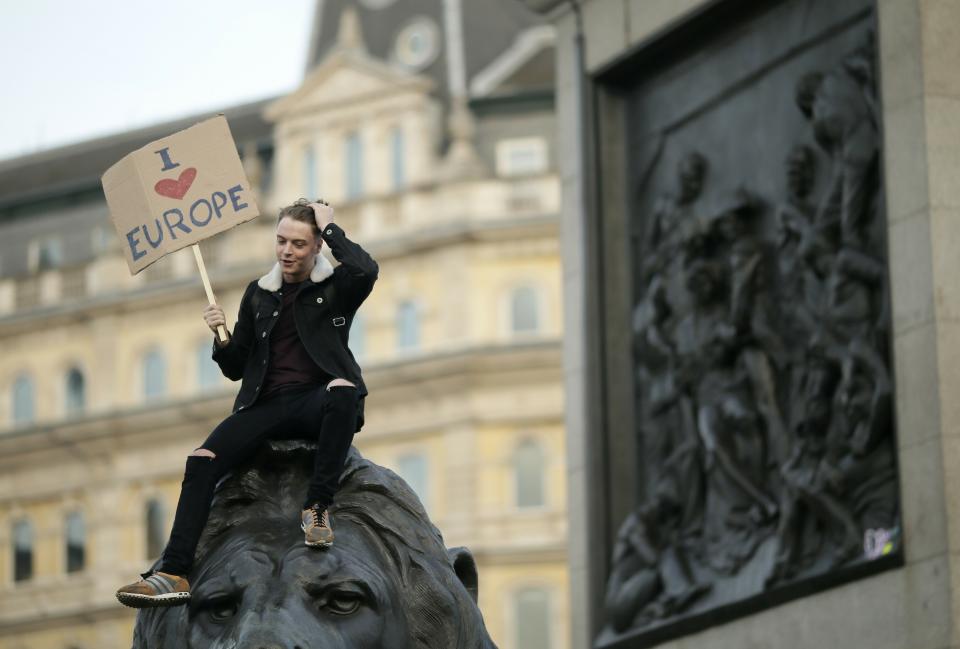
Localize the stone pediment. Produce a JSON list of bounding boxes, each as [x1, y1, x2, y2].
[[265, 49, 433, 121]]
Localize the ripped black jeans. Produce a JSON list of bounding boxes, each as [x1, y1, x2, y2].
[[157, 383, 359, 577]]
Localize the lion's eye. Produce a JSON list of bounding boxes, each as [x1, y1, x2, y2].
[[199, 596, 239, 623], [306, 579, 372, 617], [323, 591, 363, 616]]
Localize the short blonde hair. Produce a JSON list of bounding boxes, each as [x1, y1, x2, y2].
[[276, 198, 320, 237]]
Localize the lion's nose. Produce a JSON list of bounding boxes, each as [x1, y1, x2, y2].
[[230, 601, 326, 649], [235, 633, 308, 649]]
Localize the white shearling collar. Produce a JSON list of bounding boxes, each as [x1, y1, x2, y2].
[[257, 254, 334, 292]]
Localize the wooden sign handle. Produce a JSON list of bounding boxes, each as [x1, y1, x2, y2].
[[192, 244, 228, 341]]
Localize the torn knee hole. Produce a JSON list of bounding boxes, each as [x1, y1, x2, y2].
[[190, 449, 216, 459]]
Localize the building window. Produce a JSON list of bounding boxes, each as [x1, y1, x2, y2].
[[303, 143, 318, 199], [396, 453, 429, 509], [390, 126, 406, 191], [350, 314, 366, 359], [396, 301, 420, 351], [13, 519, 33, 582], [65, 367, 86, 415], [146, 499, 166, 559], [514, 439, 545, 508], [30, 237, 63, 272], [197, 341, 220, 391], [513, 588, 552, 649], [496, 138, 548, 177], [393, 17, 441, 71], [91, 225, 115, 255], [510, 286, 540, 334], [142, 349, 167, 400], [65, 510, 85, 573], [345, 131, 364, 200], [249, 146, 274, 195], [12, 374, 35, 425]]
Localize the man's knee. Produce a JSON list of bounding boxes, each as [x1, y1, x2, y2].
[[184, 449, 219, 483], [326, 378, 356, 391]]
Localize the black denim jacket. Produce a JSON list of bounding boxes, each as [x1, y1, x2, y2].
[[212, 222, 378, 431]]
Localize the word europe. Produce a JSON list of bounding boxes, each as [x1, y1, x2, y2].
[[125, 185, 249, 262]]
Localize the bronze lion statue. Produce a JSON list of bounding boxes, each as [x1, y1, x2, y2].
[[133, 442, 497, 649]]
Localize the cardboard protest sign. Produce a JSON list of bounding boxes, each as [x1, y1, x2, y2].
[[101, 115, 260, 274]]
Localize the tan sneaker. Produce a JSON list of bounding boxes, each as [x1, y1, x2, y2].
[[116, 571, 191, 608], [301, 504, 334, 548]]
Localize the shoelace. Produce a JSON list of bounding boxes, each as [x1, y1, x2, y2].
[[310, 507, 329, 528]]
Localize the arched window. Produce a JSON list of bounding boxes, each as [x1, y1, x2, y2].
[[303, 143, 318, 198], [142, 349, 167, 400], [390, 126, 406, 191], [13, 519, 33, 582], [145, 499, 166, 559], [510, 286, 540, 334], [65, 510, 85, 573], [514, 439, 545, 508], [34, 237, 63, 271], [65, 367, 86, 415], [196, 341, 220, 391], [396, 453, 429, 510], [12, 374, 35, 425], [513, 587, 551, 649], [345, 131, 364, 199], [396, 301, 419, 351], [349, 313, 366, 359]]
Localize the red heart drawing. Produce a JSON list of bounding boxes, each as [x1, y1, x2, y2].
[[154, 167, 197, 200]]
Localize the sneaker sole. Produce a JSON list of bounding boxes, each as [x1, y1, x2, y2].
[[304, 538, 333, 548], [116, 591, 191, 609]]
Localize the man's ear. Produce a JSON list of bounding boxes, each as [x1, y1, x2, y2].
[[447, 546, 479, 603]]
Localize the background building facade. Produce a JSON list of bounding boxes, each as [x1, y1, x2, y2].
[[0, 2, 568, 648]]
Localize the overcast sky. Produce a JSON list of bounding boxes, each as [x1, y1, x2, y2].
[[0, 1, 315, 161]]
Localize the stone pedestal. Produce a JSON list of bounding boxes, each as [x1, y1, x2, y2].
[[526, 0, 960, 646]]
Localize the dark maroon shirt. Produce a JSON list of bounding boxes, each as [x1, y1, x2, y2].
[[260, 281, 335, 398]]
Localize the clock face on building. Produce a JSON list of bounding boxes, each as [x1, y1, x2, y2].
[[359, 0, 397, 8], [393, 17, 441, 70]]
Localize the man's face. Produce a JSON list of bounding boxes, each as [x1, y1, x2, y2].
[[276, 217, 321, 283]]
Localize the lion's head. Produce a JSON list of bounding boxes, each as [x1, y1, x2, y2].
[[133, 442, 496, 649]]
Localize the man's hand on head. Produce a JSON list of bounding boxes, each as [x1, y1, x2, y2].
[[309, 199, 334, 238]]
